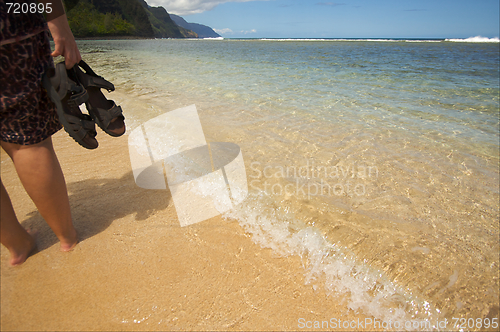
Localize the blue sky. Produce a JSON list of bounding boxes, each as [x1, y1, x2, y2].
[[147, 0, 500, 38]]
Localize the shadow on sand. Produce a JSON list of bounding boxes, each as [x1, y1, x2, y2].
[[21, 170, 172, 252]]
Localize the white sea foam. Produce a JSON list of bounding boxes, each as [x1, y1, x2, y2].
[[259, 38, 397, 42], [446, 36, 500, 43], [332, 39, 400, 42], [259, 38, 444, 43], [224, 193, 440, 329], [404, 40, 442, 43], [260, 38, 329, 41], [89, 39, 498, 323], [183, 37, 224, 41], [337, 39, 400, 42]]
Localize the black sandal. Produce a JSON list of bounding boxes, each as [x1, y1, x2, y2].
[[42, 62, 98, 149], [73, 60, 125, 137]]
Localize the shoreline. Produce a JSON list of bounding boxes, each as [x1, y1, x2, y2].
[[75, 35, 151, 40], [1, 129, 374, 331], [2, 39, 498, 329]]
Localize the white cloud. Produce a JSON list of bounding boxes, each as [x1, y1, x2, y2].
[[214, 28, 234, 34], [146, 0, 256, 16], [213, 28, 257, 35]]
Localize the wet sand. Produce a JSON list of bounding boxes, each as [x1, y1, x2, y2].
[[1, 129, 373, 331]]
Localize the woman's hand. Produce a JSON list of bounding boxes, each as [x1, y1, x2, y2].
[[43, 0, 81, 70], [47, 13, 81, 69]]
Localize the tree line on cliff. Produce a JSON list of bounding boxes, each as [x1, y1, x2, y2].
[[63, 0, 219, 38]]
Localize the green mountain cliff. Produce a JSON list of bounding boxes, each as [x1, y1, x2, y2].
[[139, 0, 197, 38], [169, 14, 220, 38], [64, 0, 197, 38]]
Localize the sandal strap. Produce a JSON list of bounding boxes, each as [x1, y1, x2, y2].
[[75, 60, 115, 91], [50, 63, 71, 100], [43, 64, 99, 149], [83, 75, 115, 91], [91, 101, 123, 128], [106, 103, 123, 120], [66, 88, 89, 107], [50, 62, 90, 101], [63, 113, 97, 139]]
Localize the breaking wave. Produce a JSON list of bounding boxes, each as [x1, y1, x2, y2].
[[446, 36, 500, 43], [224, 193, 441, 330]]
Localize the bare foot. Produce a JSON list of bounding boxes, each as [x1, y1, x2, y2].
[[9, 229, 37, 266], [59, 229, 78, 252]]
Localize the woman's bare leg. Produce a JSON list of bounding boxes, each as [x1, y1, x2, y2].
[[1, 137, 77, 257], [0, 181, 37, 266]]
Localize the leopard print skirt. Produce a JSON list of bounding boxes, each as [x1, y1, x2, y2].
[[0, 30, 62, 145]]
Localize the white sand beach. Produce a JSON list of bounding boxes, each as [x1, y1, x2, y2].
[[1, 129, 375, 331]]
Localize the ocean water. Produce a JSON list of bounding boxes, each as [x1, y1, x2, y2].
[[76, 38, 499, 329]]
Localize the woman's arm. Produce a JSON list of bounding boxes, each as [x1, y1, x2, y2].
[[39, 0, 81, 69]]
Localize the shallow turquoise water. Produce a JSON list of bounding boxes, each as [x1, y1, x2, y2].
[[77, 39, 499, 328]]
